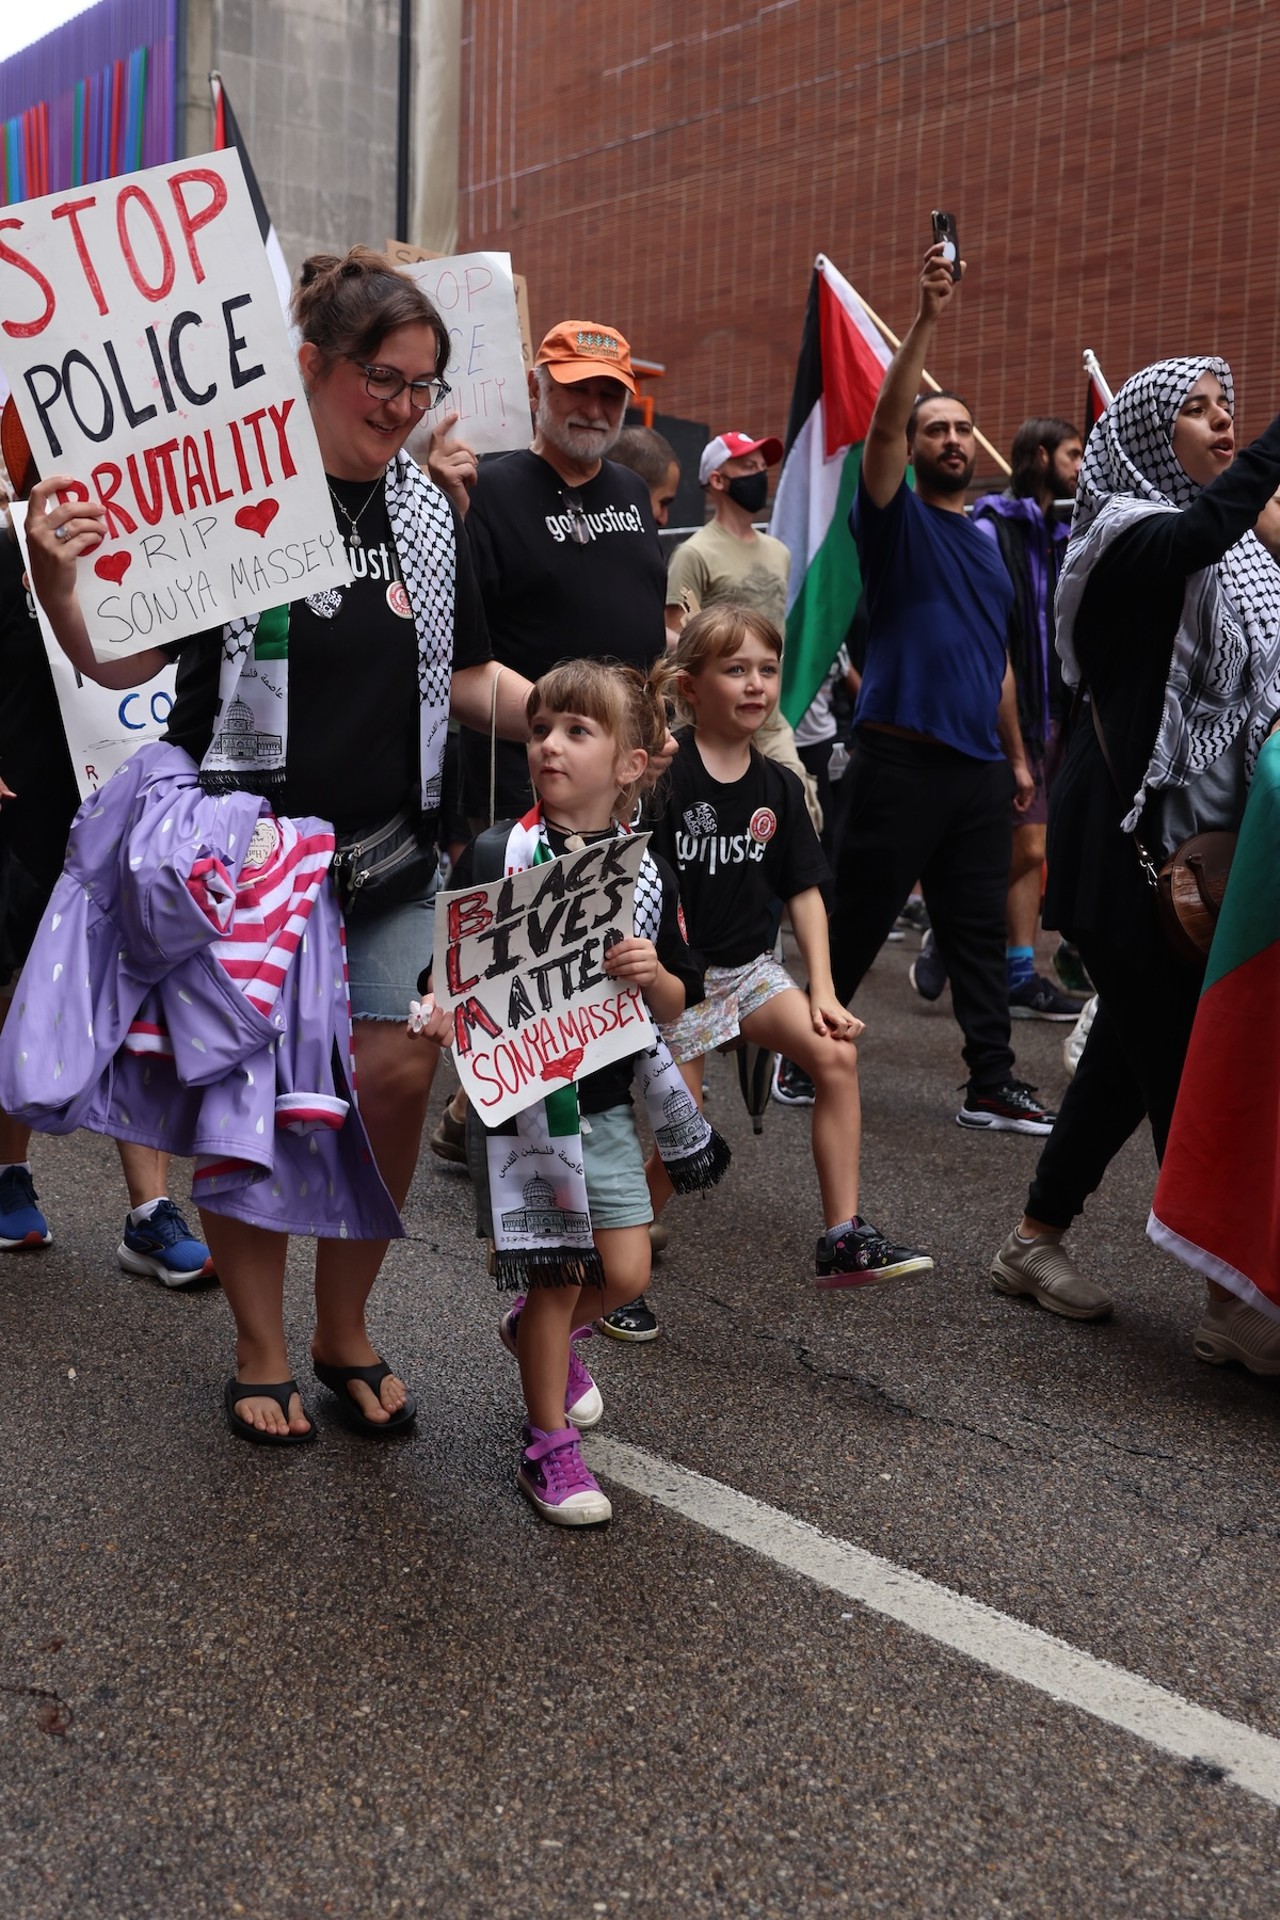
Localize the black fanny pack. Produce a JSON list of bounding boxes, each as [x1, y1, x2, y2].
[[331, 809, 437, 919]]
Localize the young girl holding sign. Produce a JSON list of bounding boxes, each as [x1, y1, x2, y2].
[[418, 659, 726, 1527], [646, 604, 932, 1290]]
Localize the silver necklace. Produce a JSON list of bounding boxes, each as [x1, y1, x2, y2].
[[327, 476, 384, 549]]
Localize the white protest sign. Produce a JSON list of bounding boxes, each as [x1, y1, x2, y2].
[[9, 499, 176, 798], [0, 150, 348, 664], [397, 251, 528, 454], [433, 834, 655, 1126]]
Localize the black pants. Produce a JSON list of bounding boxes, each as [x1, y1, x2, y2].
[[1024, 903, 1203, 1230], [828, 731, 1015, 1090], [798, 738, 837, 906]]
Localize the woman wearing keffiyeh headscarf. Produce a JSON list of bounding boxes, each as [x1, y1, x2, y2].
[[988, 357, 1280, 1371]]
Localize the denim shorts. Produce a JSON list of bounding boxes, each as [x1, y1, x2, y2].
[[343, 867, 437, 1022]]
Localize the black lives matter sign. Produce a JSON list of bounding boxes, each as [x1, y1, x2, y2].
[[433, 834, 655, 1125], [0, 150, 348, 659]]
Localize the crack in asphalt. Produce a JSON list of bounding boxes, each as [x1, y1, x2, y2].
[[0, 1682, 74, 1736]]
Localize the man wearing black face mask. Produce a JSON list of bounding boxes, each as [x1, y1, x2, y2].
[[666, 431, 788, 630]]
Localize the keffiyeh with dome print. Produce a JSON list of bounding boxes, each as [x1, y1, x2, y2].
[[482, 807, 730, 1289], [1056, 356, 1280, 834], [199, 453, 456, 808]]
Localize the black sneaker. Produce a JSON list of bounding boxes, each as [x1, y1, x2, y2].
[[815, 1220, 935, 1290], [908, 931, 948, 1001], [956, 1080, 1057, 1135], [1008, 971, 1080, 1022], [598, 1296, 659, 1342], [895, 896, 930, 937], [772, 1056, 816, 1106]]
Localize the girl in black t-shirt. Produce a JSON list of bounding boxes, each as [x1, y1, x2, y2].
[[649, 605, 932, 1289]]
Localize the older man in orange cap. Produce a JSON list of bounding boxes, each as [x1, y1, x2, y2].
[[435, 319, 666, 831]]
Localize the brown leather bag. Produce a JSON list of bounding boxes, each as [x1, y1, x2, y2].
[[1089, 697, 1236, 966], [1155, 831, 1236, 965]]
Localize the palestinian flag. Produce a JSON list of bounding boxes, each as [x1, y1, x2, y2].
[[210, 71, 292, 317], [770, 255, 892, 727], [1083, 348, 1113, 437], [1148, 733, 1280, 1322]]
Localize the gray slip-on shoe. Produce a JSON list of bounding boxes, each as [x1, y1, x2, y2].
[[1193, 1300, 1280, 1375], [990, 1229, 1113, 1322]]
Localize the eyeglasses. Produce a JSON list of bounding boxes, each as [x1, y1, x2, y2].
[[561, 489, 591, 546], [350, 360, 451, 412]]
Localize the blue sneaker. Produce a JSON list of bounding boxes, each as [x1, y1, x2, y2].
[[0, 1165, 52, 1251], [118, 1199, 214, 1288]]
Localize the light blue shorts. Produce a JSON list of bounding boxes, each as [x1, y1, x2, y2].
[[579, 1102, 653, 1230], [469, 1100, 653, 1237], [343, 868, 437, 1022]]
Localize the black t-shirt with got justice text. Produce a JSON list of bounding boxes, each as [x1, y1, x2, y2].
[[460, 450, 667, 818], [649, 728, 831, 968]]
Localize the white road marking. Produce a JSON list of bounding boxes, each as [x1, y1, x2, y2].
[[586, 1436, 1280, 1808]]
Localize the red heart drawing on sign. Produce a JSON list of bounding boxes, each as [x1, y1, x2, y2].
[[94, 552, 131, 586], [541, 1049, 584, 1082], [235, 500, 279, 538]]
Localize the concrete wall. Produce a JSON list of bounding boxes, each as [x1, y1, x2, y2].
[[182, 0, 405, 275]]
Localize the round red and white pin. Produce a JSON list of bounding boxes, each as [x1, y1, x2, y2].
[[749, 806, 777, 843], [386, 582, 412, 619]]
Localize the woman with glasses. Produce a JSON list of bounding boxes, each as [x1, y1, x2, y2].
[[23, 246, 532, 1444]]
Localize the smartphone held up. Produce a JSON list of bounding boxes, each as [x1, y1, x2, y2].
[[931, 210, 962, 281]]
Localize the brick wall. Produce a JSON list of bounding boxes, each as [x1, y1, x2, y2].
[[458, 0, 1280, 473]]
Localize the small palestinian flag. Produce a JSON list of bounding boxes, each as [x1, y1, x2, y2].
[[770, 255, 892, 728], [210, 71, 292, 317], [1083, 348, 1114, 438]]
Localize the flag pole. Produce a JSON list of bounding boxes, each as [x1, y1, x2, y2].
[[851, 287, 1012, 477]]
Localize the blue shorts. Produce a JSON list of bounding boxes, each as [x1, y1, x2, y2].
[[343, 868, 437, 1022], [469, 1100, 653, 1238]]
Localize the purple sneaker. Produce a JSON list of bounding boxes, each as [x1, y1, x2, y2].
[[517, 1425, 612, 1526], [499, 1297, 604, 1429]]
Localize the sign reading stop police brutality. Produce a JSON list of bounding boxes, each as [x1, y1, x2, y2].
[[433, 834, 655, 1127], [0, 150, 348, 661]]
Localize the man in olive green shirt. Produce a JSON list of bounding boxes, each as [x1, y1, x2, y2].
[[666, 430, 789, 628]]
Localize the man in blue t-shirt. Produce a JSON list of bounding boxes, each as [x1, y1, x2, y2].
[[827, 242, 1057, 1135]]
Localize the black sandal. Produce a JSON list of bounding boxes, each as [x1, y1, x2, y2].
[[312, 1358, 417, 1436], [223, 1377, 318, 1446]]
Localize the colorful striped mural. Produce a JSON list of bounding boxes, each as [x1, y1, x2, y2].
[[0, 0, 175, 205]]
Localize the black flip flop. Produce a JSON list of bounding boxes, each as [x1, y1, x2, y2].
[[312, 1358, 417, 1436], [223, 1377, 318, 1446]]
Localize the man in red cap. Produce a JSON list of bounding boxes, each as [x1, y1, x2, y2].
[[665, 431, 787, 631], [665, 429, 822, 839]]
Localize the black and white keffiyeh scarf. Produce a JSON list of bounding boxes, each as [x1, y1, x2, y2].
[[485, 806, 731, 1290], [200, 452, 456, 810], [1056, 355, 1280, 833]]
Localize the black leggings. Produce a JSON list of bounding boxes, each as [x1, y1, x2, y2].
[[1025, 902, 1203, 1231]]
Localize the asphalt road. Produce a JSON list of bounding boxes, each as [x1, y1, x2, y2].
[[3, 930, 1279, 1919]]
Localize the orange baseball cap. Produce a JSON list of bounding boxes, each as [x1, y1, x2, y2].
[[535, 321, 637, 395]]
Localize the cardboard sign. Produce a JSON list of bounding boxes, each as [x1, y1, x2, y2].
[[0, 151, 349, 664], [433, 835, 655, 1125], [9, 500, 177, 798], [384, 244, 529, 453], [387, 238, 533, 367]]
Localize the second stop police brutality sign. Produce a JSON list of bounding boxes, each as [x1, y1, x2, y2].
[[0, 150, 348, 660]]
